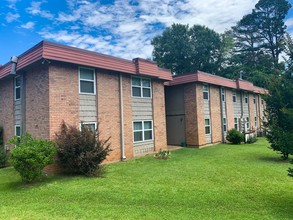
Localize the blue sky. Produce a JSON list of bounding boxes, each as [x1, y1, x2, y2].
[[1, 0, 293, 65]]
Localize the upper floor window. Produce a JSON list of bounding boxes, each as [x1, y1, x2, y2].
[[221, 88, 225, 102], [79, 67, 96, 94], [133, 120, 153, 142], [253, 94, 256, 104], [132, 77, 151, 98], [232, 90, 237, 103], [203, 85, 209, 100], [244, 93, 248, 104], [14, 76, 21, 100]]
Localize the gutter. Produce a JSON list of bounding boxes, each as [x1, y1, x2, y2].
[[119, 73, 126, 160]]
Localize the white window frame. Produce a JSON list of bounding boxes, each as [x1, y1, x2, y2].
[[80, 122, 97, 132], [234, 118, 238, 130], [232, 90, 237, 103], [79, 67, 96, 95], [205, 118, 211, 134], [203, 84, 209, 100], [133, 120, 153, 143], [253, 94, 256, 104], [15, 125, 21, 137], [221, 88, 226, 102], [14, 76, 21, 101], [131, 76, 152, 98], [223, 117, 227, 132]]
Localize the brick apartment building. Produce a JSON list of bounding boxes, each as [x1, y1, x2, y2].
[[0, 41, 172, 161], [164, 72, 267, 147]]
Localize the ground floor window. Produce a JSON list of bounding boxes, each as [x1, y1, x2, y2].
[[80, 122, 97, 132], [133, 121, 153, 142], [234, 118, 238, 130], [205, 118, 211, 134], [255, 116, 257, 128], [246, 117, 250, 130], [15, 125, 21, 137], [223, 118, 227, 132]]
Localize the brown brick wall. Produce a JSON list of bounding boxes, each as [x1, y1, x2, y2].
[[195, 83, 206, 146], [210, 85, 222, 143], [121, 74, 134, 159], [0, 77, 14, 144], [48, 62, 79, 139], [226, 89, 234, 131], [184, 83, 198, 146], [26, 64, 50, 139], [152, 80, 167, 151], [97, 71, 121, 162]]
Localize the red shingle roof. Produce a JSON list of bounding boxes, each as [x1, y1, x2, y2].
[[0, 41, 172, 81], [164, 71, 268, 94]]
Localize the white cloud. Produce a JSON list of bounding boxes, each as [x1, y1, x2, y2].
[[5, 12, 20, 23], [21, 21, 35, 29], [26, 1, 54, 19], [39, 0, 261, 60], [6, 0, 20, 9]]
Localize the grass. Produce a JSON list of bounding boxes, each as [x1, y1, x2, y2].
[[0, 138, 293, 219]]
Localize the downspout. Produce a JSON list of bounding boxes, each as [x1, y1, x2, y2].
[[10, 56, 18, 75], [21, 73, 26, 134], [219, 88, 224, 143], [240, 91, 244, 132], [119, 73, 126, 160]]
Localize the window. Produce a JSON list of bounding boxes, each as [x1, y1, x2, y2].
[[14, 76, 21, 100], [223, 117, 227, 132], [234, 118, 238, 130], [203, 85, 209, 100], [253, 95, 256, 104], [205, 118, 211, 134], [15, 125, 21, 137], [232, 90, 237, 103], [133, 121, 153, 142], [246, 117, 250, 130], [132, 77, 151, 98], [80, 122, 96, 132], [255, 116, 257, 128], [221, 88, 225, 102], [79, 67, 96, 94], [244, 93, 248, 104]]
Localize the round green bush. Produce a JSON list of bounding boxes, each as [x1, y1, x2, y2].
[[8, 133, 57, 183], [226, 129, 244, 144]]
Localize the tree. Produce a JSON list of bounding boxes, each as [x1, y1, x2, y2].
[[254, 0, 291, 67], [264, 71, 293, 160], [226, 0, 290, 87], [151, 23, 222, 75]]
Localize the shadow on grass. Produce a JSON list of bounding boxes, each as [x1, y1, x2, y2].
[[257, 155, 291, 164]]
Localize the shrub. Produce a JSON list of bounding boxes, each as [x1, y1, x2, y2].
[[55, 121, 112, 176], [226, 129, 244, 144], [246, 135, 257, 144], [154, 149, 171, 160], [8, 133, 57, 183], [0, 147, 7, 168]]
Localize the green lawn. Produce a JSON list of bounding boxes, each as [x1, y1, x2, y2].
[[1, 138, 292, 219]]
